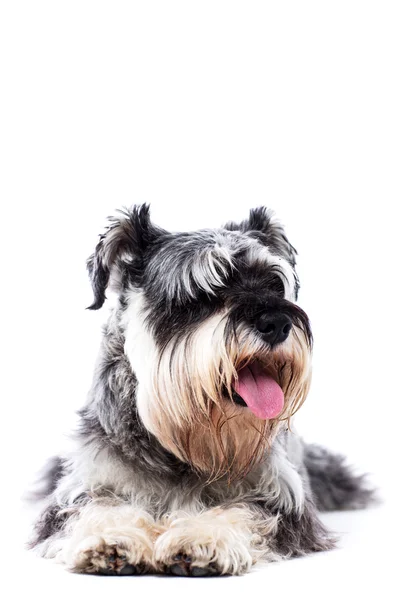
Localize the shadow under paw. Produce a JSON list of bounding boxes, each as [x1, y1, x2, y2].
[[165, 553, 222, 577]]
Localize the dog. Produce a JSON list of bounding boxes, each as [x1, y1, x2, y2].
[[29, 205, 373, 576]]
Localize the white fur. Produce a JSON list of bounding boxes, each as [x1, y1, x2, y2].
[[40, 499, 279, 575], [62, 502, 155, 571], [121, 291, 160, 433], [258, 442, 305, 513], [154, 505, 279, 574]]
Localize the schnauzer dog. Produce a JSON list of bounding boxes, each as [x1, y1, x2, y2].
[[30, 205, 372, 576]]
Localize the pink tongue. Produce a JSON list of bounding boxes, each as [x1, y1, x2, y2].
[[234, 363, 284, 420]]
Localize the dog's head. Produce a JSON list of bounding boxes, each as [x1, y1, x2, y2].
[[88, 205, 312, 480]]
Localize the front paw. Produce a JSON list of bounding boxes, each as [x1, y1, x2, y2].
[[71, 535, 149, 575], [153, 510, 255, 576]]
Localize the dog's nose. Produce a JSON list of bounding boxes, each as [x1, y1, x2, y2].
[[255, 313, 292, 346]]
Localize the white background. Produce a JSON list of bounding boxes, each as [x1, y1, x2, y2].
[[1, 1, 399, 598]]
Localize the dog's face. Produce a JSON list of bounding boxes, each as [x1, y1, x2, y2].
[[88, 205, 312, 480]]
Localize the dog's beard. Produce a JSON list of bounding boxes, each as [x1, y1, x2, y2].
[[137, 312, 312, 481]]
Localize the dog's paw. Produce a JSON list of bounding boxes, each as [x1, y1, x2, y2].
[[72, 535, 148, 575], [153, 511, 255, 576], [154, 535, 252, 576]]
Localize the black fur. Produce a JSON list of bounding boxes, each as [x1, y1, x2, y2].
[[87, 204, 166, 310]]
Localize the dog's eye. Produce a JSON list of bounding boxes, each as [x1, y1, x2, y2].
[[268, 274, 285, 297]]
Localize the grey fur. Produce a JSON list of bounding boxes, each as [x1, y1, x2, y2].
[[304, 443, 376, 511]]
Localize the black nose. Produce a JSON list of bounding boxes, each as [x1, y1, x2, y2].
[[255, 313, 292, 346]]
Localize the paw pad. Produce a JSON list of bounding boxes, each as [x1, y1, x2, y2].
[[165, 553, 219, 577]]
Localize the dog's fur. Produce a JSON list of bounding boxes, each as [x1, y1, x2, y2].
[[29, 206, 373, 576]]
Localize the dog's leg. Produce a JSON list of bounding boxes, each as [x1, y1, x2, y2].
[[153, 505, 279, 576], [36, 499, 158, 575], [154, 497, 336, 576], [303, 443, 376, 511], [271, 497, 337, 557], [65, 501, 158, 574]]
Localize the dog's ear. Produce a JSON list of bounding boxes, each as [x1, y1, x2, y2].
[[87, 204, 163, 310], [224, 206, 297, 267]]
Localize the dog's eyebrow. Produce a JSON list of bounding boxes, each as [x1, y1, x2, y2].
[[148, 231, 241, 301], [237, 240, 297, 301]]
